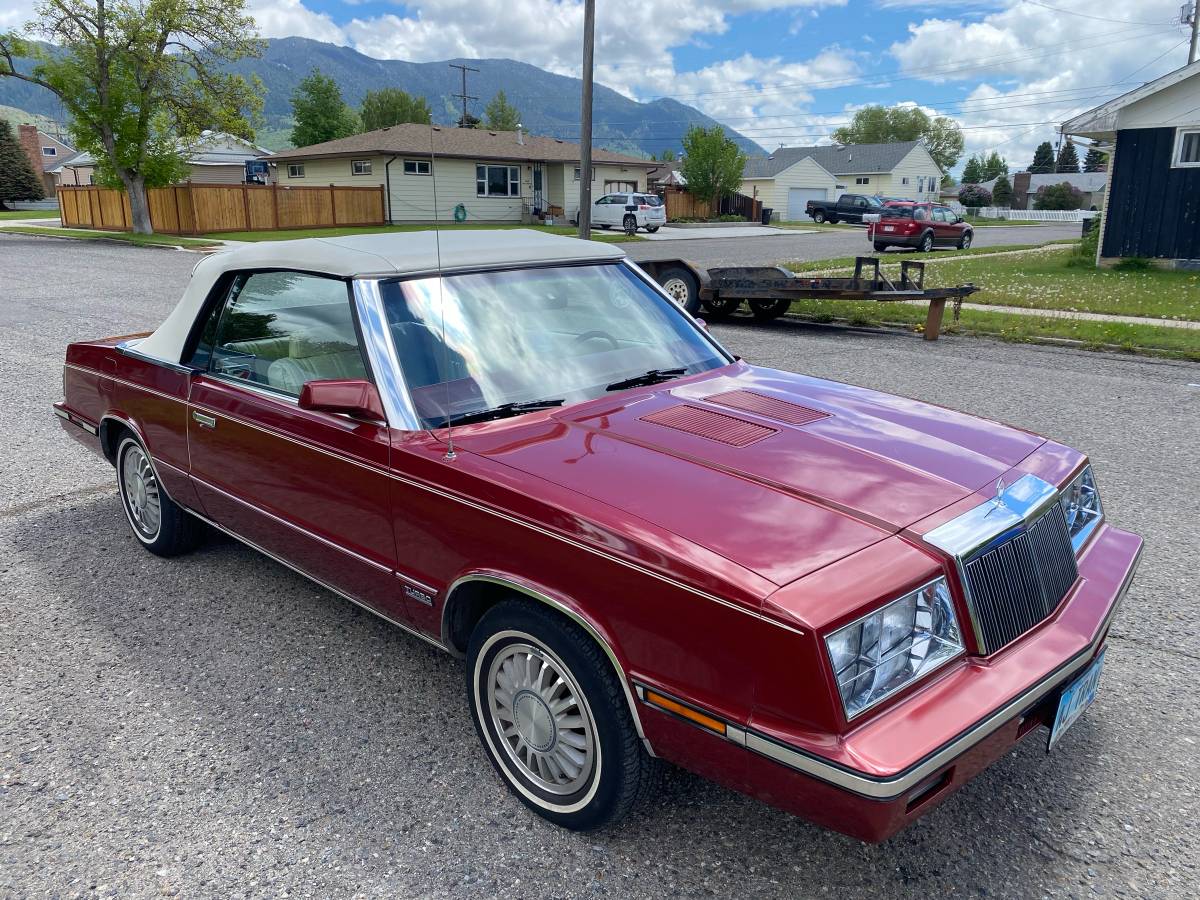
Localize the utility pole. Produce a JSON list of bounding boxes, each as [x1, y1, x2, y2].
[[577, 0, 595, 238], [449, 63, 479, 128], [1188, 2, 1200, 64]]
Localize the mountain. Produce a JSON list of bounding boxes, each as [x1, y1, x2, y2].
[[0, 37, 764, 157]]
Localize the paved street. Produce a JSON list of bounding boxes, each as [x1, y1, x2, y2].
[[625, 222, 1080, 268], [2, 232, 1197, 899]]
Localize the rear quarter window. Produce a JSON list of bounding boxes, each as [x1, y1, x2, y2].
[[636, 194, 663, 206]]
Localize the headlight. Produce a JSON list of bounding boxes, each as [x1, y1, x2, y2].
[[1060, 466, 1103, 551], [825, 578, 964, 719]]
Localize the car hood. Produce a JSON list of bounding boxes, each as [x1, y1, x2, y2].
[[451, 364, 1045, 587]]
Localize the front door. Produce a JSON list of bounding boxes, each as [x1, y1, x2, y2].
[[185, 270, 412, 623]]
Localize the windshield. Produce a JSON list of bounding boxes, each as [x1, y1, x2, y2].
[[377, 263, 730, 428]]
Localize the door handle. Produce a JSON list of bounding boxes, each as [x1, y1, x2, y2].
[[192, 410, 217, 429]]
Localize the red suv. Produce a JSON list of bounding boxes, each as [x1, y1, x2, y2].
[[867, 201, 973, 253]]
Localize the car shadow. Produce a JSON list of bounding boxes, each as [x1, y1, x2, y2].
[[10, 496, 1107, 896]]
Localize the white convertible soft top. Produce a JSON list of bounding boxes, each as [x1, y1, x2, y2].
[[133, 229, 627, 364]]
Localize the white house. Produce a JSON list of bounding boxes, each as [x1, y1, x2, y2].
[[54, 131, 270, 187], [741, 141, 944, 220]]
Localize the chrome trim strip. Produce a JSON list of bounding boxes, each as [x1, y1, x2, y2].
[[742, 541, 1140, 800], [352, 279, 418, 430], [116, 341, 198, 375], [184, 506, 448, 653], [444, 573, 652, 752], [53, 406, 71, 421], [190, 473, 394, 575], [397, 572, 439, 596]]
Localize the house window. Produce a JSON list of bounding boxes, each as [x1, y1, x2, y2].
[[287, 164, 305, 178], [855, 177, 870, 185], [1174, 128, 1200, 167], [41, 146, 57, 156], [476, 164, 520, 197], [403, 159, 431, 176], [351, 159, 373, 176], [901, 176, 909, 185], [573, 166, 596, 181], [916, 176, 925, 193]]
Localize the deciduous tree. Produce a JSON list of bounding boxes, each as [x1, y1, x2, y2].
[[0, 0, 262, 233], [290, 69, 358, 148], [360, 88, 431, 131], [1034, 182, 1084, 210], [981, 151, 1007, 181], [679, 125, 746, 205], [483, 90, 520, 131], [957, 184, 992, 208], [0, 118, 43, 208], [832, 105, 964, 170]]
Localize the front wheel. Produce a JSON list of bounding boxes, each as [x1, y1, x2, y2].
[[467, 600, 660, 830], [116, 434, 203, 557], [958, 231, 972, 250]]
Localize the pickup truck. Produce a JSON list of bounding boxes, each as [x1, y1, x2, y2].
[[805, 194, 884, 224]]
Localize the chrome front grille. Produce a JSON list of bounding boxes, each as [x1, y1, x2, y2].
[[961, 503, 1078, 652]]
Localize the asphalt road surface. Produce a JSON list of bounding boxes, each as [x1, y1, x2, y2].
[[625, 222, 1081, 268], [2, 233, 1197, 899]]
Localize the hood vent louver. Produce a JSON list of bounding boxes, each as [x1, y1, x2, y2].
[[640, 405, 777, 447], [703, 389, 830, 426]]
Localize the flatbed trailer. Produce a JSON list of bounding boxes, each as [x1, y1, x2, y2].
[[638, 257, 979, 341]]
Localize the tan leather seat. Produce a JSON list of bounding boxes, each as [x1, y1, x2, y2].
[[266, 326, 368, 395]]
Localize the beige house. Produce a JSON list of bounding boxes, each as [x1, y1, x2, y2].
[[742, 141, 944, 220], [16, 124, 76, 194], [263, 124, 657, 224]]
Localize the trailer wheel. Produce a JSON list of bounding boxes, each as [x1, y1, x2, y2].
[[656, 265, 702, 315], [748, 299, 791, 322], [702, 297, 741, 320]]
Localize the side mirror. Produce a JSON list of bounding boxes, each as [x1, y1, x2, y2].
[[298, 379, 386, 422]]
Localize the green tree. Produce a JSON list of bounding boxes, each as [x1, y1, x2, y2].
[[981, 151, 1007, 181], [483, 90, 520, 131], [1083, 146, 1108, 172], [1034, 182, 1084, 210], [961, 154, 984, 183], [679, 125, 746, 205], [0, 118, 43, 208], [1056, 140, 1080, 173], [1, 0, 262, 233], [992, 173, 1014, 207], [360, 88, 431, 131], [958, 184, 992, 208], [657, 148, 677, 161], [1030, 141, 1055, 173], [290, 69, 358, 148], [832, 105, 964, 170]]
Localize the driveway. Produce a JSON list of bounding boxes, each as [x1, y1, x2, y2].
[[624, 223, 1081, 268], [2, 232, 1197, 899], [630, 224, 801, 241]]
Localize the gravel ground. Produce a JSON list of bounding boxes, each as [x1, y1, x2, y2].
[[624, 222, 1080, 268], [2, 233, 1198, 899]]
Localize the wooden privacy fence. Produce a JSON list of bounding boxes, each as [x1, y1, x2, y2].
[[57, 182, 387, 234], [662, 188, 713, 221]]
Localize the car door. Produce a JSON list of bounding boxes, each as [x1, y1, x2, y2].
[[931, 206, 956, 245], [184, 269, 415, 624], [939, 207, 965, 245], [592, 194, 614, 226], [851, 196, 870, 222]]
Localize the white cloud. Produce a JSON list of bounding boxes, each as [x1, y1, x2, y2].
[[248, 0, 349, 43]]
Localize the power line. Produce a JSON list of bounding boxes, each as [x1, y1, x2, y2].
[[448, 63, 479, 128], [1019, 0, 1177, 27]]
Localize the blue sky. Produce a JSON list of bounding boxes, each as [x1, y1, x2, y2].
[[2, 0, 1193, 172]]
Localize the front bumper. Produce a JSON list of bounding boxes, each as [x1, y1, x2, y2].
[[637, 522, 1142, 842]]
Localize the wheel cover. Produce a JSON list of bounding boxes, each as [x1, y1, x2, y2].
[[962, 234, 972, 248], [661, 277, 690, 306], [487, 642, 597, 796], [121, 444, 161, 538]]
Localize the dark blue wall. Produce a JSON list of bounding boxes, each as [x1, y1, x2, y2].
[[1103, 126, 1200, 260]]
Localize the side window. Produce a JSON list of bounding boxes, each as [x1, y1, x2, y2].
[[204, 272, 369, 397], [930, 208, 946, 223], [914, 206, 928, 221]]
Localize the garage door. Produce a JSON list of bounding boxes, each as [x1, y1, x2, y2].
[[787, 188, 828, 220]]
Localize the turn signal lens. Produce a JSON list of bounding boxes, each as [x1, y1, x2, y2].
[[645, 690, 727, 735]]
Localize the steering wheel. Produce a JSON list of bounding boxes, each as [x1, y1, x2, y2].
[[574, 330, 621, 350]]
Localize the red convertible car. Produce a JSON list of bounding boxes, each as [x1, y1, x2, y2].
[[55, 231, 1142, 841]]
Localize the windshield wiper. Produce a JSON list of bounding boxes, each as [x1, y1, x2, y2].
[[441, 398, 566, 427], [605, 368, 687, 392]]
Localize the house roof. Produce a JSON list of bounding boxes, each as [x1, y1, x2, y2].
[[647, 164, 686, 185], [1062, 59, 1200, 138], [133, 230, 626, 365], [55, 132, 267, 172], [263, 123, 656, 167], [1024, 172, 1108, 192], [743, 141, 930, 179]]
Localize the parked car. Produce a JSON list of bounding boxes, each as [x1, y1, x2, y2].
[[804, 193, 884, 224], [590, 192, 666, 234], [55, 230, 1142, 842], [868, 201, 974, 252]]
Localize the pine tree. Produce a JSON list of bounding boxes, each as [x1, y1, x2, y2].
[[0, 119, 44, 209], [483, 90, 520, 131], [1030, 141, 1055, 174], [992, 174, 1013, 207], [1056, 140, 1080, 173], [961, 154, 984, 183], [1083, 147, 1108, 172]]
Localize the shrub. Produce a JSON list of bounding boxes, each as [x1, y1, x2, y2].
[[1113, 256, 1153, 271], [957, 184, 992, 208], [1034, 182, 1084, 210]]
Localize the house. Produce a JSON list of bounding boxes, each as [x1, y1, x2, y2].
[[741, 141, 943, 220], [16, 124, 77, 194], [970, 172, 1108, 210], [1062, 59, 1200, 265], [262, 124, 658, 224], [647, 164, 686, 189], [54, 131, 271, 187]]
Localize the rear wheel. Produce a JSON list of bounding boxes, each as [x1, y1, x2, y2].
[[467, 600, 660, 830], [645, 226, 660, 233], [702, 297, 742, 320], [656, 265, 701, 315], [748, 298, 791, 322], [873, 241, 888, 252], [812, 210, 826, 224], [918, 231, 934, 253], [116, 434, 203, 557], [623, 215, 637, 236]]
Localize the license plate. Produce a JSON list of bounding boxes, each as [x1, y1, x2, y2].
[[1048, 649, 1105, 751], [883, 225, 894, 232]]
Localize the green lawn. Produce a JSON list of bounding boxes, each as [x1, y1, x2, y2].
[[205, 223, 641, 244], [962, 215, 1050, 227], [0, 225, 219, 249], [0, 210, 59, 220], [782, 241, 1079, 274]]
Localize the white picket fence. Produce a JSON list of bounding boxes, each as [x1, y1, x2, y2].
[[949, 205, 1098, 222]]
